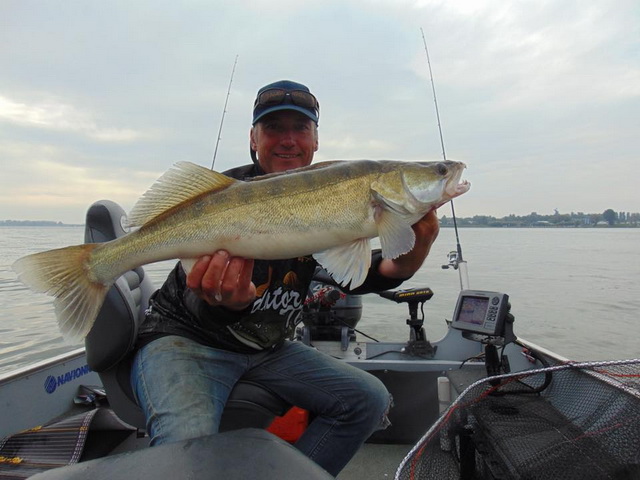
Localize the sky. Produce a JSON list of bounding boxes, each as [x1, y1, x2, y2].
[[1, 0, 638, 224]]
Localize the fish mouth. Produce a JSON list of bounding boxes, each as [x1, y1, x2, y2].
[[444, 163, 470, 199]]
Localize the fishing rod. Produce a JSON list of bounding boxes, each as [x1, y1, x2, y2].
[[211, 55, 239, 170], [420, 27, 469, 290]]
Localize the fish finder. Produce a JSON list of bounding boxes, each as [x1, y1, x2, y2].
[[451, 290, 510, 337]]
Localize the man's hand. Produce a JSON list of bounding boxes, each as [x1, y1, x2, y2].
[[186, 250, 257, 310], [377, 210, 440, 279]]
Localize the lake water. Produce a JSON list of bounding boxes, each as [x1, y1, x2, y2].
[[0, 226, 638, 375]]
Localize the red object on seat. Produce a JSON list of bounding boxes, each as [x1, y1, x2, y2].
[[267, 407, 309, 443]]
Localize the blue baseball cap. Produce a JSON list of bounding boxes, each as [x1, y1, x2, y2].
[[252, 80, 319, 125]]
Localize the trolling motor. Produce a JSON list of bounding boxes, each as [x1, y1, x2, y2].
[[379, 287, 437, 358]]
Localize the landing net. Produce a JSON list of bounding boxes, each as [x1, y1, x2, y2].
[[396, 359, 640, 480]]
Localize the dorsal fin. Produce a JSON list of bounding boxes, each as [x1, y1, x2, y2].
[[127, 161, 237, 227]]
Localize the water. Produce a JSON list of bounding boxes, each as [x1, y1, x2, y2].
[[1, 226, 638, 375]]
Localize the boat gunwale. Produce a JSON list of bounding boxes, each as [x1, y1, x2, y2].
[[0, 347, 87, 386]]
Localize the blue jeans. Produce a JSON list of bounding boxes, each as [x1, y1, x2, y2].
[[131, 335, 391, 476]]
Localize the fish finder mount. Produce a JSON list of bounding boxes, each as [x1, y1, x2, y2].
[[450, 290, 516, 379], [379, 287, 437, 358], [450, 290, 515, 345]]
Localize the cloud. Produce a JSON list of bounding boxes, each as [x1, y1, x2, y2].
[[0, 140, 160, 223], [0, 0, 637, 223], [1, 160, 143, 205], [317, 135, 396, 160], [0, 95, 143, 142], [411, 1, 640, 110]]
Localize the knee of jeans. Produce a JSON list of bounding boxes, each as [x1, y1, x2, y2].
[[369, 384, 393, 431], [358, 390, 392, 433], [371, 378, 393, 431], [380, 393, 393, 430], [349, 376, 392, 430]]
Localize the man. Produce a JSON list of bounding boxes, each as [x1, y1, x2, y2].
[[131, 80, 440, 476]]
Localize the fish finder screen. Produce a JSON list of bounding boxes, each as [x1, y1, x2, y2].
[[451, 290, 509, 336], [458, 296, 488, 325]]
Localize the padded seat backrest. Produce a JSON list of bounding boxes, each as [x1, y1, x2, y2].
[[84, 200, 155, 371], [83, 200, 154, 429]]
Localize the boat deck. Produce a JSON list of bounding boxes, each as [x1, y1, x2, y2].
[[80, 423, 413, 479], [338, 443, 412, 479], [67, 406, 413, 479]]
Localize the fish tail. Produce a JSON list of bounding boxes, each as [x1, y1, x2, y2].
[[12, 244, 109, 342]]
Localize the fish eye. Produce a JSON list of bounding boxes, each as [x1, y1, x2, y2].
[[436, 163, 448, 176]]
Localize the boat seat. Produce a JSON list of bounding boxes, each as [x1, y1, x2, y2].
[[29, 429, 334, 480], [83, 200, 290, 432]]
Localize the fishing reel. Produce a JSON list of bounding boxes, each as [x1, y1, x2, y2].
[[442, 250, 462, 270]]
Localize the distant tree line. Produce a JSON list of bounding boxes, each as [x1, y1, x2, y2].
[[2, 209, 638, 228], [440, 209, 640, 228], [0, 220, 68, 227]]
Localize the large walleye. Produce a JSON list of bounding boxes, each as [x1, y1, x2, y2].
[[13, 160, 469, 341]]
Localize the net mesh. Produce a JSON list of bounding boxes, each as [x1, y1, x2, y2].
[[396, 359, 640, 480]]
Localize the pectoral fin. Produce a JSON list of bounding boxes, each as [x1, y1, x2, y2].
[[376, 209, 416, 259], [371, 175, 416, 259], [313, 239, 372, 289]]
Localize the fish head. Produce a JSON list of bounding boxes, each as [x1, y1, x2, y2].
[[401, 160, 470, 209]]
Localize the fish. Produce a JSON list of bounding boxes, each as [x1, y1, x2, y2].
[[12, 159, 470, 341]]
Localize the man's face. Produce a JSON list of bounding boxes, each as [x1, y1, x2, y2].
[[250, 110, 318, 174]]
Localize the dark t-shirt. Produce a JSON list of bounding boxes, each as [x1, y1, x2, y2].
[[135, 163, 406, 353]]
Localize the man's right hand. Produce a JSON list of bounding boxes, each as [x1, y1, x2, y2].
[[185, 250, 256, 311]]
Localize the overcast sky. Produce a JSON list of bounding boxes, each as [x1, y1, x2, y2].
[[1, 0, 638, 224]]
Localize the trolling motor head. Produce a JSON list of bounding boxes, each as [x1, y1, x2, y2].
[[379, 287, 437, 357], [379, 288, 434, 324]]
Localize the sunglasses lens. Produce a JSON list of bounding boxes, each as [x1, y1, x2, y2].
[[254, 88, 319, 121], [258, 89, 287, 106], [289, 90, 317, 109]]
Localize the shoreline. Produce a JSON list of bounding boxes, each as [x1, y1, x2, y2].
[[1, 223, 638, 229]]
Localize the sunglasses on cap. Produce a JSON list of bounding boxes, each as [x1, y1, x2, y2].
[[254, 88, 319, 114]]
